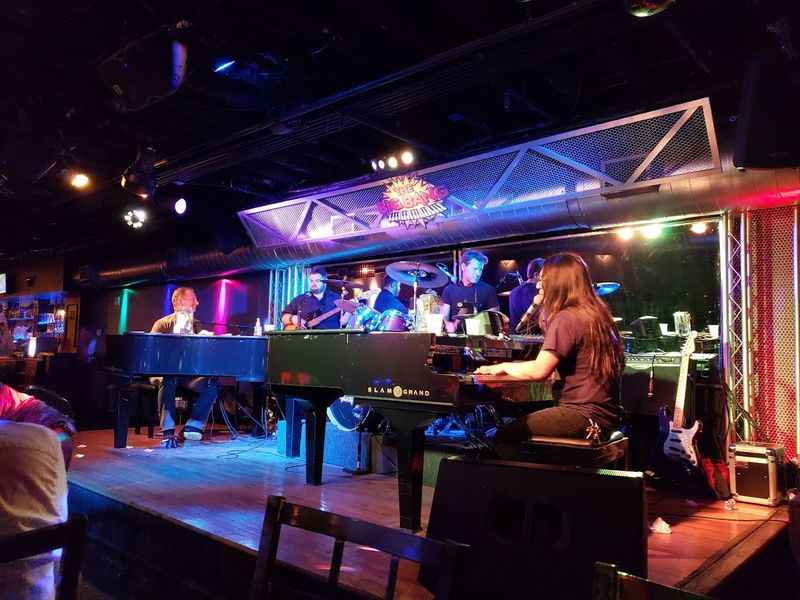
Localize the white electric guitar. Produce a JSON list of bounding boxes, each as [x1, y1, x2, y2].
[[658, 331, 702, 468]]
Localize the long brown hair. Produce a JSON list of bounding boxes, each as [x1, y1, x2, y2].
[[540, 253, 624, 386]]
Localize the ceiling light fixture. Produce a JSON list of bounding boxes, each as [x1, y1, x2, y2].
[[70, 173, 91, 189], [124, 208, 147, 229], [174, 198, 187, 215]]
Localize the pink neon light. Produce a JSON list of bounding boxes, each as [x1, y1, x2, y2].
[[214, 279, 229, 334]]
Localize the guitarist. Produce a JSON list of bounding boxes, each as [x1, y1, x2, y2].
[[281, 267, 348, 330]]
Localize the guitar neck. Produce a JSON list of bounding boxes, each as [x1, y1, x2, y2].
[[306, 307, 341, 329], [672, 342, 694, 427]]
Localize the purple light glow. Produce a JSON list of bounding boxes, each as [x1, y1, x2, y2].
[[214, 279, 229, 334]]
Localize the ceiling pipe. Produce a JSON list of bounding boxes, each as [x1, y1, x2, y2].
[[75, 166, 800, 287]]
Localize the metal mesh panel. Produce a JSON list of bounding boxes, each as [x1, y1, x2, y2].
[[637, 108, 714, 181], [324, 186, 386, 217], [305, 203, 360, 238], [749, 206, 798, 458], [496, 149, 597, 205], [542, 111, 683, 183], [423, 152, 517, 207], [249, 203, 308, 241], [240, 214, 279, 246]]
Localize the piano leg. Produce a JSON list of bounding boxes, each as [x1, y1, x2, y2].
[[113, 386, 130, 449], [303, 401, 328, 486], [379, 408, 426, 532], [285, 397, 302, 458]]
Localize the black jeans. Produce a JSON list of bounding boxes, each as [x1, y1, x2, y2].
[[495, 406, 589, 443]]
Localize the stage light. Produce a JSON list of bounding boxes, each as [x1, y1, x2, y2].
[[401, 150, 414, 165], [124, 208, 147, 229], [641, 224, 663, 239], [387, 156, 398, 169], [616, 227, 635, 241], [690, 222, 708, 234], [371, 160, 379, 171], [70, 173, 91, 189], [174, 198, 187, 215], [626, 0, 675, 17], [121, 146, 157, 200], [214, 60, 236, 73], [378, 159, 385, 170]]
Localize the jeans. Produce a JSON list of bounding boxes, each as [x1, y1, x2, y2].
[[157, 376, 218, 431], [495, 406, 590, 443]]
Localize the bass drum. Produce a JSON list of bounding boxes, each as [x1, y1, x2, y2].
[[327, 397, 384, 432], [377, 309, 412, 332]]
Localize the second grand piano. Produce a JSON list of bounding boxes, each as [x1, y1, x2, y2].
[[267, 329, 542, 531]]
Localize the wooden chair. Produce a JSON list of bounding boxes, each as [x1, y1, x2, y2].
[[593, 562, 712, 600], [0, 514, 88, 600], [250, 495, 468, 600]]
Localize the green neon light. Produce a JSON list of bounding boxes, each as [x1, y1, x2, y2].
[[118, 288, 133, 334]]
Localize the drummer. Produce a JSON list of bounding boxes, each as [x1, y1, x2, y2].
[[440, 250, 499, 333], [374, 275, 407, 313]]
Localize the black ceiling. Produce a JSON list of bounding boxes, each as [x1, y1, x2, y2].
[[0, 0, 796, 265]]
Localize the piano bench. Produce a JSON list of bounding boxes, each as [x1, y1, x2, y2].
[[519, 431, 629, 469], [119, 381, 159, 439]]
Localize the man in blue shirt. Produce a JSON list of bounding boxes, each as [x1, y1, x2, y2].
[[374, 276, 407, 314], [440, 250, 499, 333], [509, 257, 545, 333]]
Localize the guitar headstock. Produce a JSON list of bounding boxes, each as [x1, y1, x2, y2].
[[681, 330, 698, 357]]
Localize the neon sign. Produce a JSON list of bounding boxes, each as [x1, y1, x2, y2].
[[378, 175, 448, 228]]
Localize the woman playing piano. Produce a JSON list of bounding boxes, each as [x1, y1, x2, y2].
[[475, 252, 624, 441]]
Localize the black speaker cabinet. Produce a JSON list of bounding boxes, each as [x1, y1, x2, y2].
[[735, 55, 800, 169], [423, 458, 647, 599]]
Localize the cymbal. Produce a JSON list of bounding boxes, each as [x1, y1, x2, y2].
[[334, 299, 358, 313], [385, 261, 448, 288], [595, 281, 620, 296], [322, 278, 360, 289]]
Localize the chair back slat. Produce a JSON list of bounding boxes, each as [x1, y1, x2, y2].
[[594, 562, 713, 600], [250, 495, 468, 600], [0, 514, 87, 600], [384, 556, 400, 600]]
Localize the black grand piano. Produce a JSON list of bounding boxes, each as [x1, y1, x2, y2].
[[106, 332, 268, 446], [267, 329, 541, 531]]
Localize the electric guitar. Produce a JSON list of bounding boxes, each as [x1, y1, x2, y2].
[[658, 331, 702, 468], [283, 300, 357, 331]]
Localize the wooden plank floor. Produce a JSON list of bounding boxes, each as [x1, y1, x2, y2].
[[68, 429, 782, 599]]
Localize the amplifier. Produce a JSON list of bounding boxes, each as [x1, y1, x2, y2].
[[729, 442, 786, 506], [276, 420, 370, 473]]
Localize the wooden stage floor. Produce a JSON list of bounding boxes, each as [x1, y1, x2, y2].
[[67, 429, 788, 599]]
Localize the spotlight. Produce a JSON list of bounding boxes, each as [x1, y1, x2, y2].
[[124, 208, 147, 229], [401, 150, 414, 165], [121, 146, 157, 200], [387, 156, 398, 169], [641, 224, 663, 239], [626, 0, 675, 18], [371, 160, 379, 171], [174, 198, 187, 215], [378, 159, 385, 170], [616, 227, 635, 241], [690, 222, 708, 234], [70, 173, 91, 189]]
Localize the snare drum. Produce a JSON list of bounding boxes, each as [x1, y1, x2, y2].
[[377, 309, 412, 332]]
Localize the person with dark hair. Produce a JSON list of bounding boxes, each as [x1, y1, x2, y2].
[[280, 267, 347, 330], [440, 250, 499, 333], [373, 275, 406, 314], [476, 252, 624, 441], [508, 257, 546, 333], [151, 287, 219, 444]]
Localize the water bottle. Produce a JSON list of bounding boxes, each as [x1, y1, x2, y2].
[[254, 318, 263, 336]]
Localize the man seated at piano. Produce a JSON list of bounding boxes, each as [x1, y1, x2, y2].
[[475, 253, 624, 443], [151, 287, 219, 445], [373, 275, 406, 313], [280, 267, 349, 330], [440, 250, 499, 333]]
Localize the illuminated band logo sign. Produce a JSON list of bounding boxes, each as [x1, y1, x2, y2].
[[378, 175, 448, 228]]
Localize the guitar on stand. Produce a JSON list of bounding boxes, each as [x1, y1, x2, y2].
[[658, 331, 702, 470]]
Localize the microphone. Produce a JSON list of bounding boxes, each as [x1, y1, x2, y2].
[[515, 302, 540, 333], [436, 263, 457, 284]]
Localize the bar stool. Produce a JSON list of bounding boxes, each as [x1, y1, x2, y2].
[[520, 431, 630, 469]]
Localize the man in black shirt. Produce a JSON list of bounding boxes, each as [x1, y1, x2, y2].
[[373, 276, 406, 314], [281, 266, 346, 330], [509, 257, 545, 332], [440, 250, 499, 333]]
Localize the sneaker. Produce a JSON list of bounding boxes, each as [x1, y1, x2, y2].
[[161, 428, 175, 438], [183, 426, 204, 441]]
